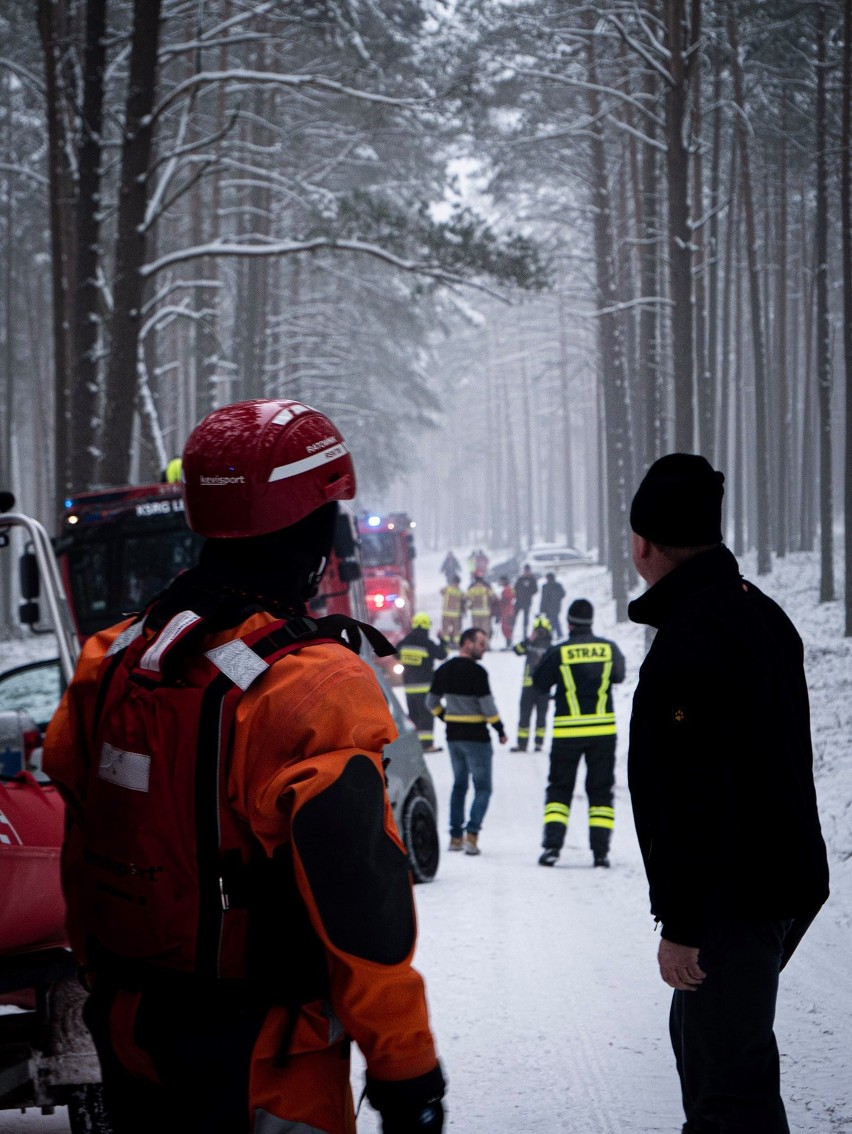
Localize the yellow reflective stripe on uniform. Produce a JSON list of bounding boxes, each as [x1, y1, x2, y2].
[[399, 648, 429, 666], [444, 713, 487, 723], [552, 724, 616, 738], [558, 658, 581, 717], [522, 676, 533, 688], [553, 714, 615, 727], [544, 802, 570, 826], [588, 806, 615, 829], [404, 684, 431, 694], [596, 660, 613, 716]]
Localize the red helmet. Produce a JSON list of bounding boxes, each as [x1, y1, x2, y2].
[[182, 399, 356, 538]]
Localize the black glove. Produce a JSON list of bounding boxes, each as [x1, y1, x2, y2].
[[366, 1065, 445, 1134]]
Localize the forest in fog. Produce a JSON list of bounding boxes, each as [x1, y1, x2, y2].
[[2, 0, 852, 625]]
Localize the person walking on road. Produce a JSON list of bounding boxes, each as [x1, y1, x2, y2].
[[426, 627, 508, 855], [627, 452, 829, 1134], [397, 612, 448, 752], [539, 572, 566, 638], [533, 598, 625, 868], [498, 575, 515, 649], [440, 574, 464, 648], [510, 614, 553, 752], [43, 399, 445, 1134], [513, 564, 538, 640], [440, 550, 461, 584], [466, 572, 496, 637]]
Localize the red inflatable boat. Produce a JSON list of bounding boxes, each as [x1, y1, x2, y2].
[[0, 772, 67, 956]]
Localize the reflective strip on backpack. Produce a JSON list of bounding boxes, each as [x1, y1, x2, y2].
[[254, 1110, 330, 1134], [98, 740, 151, 793], [206, 639, 270, 691], [139, 610, 203, 673], [107, 619, 145, 656]]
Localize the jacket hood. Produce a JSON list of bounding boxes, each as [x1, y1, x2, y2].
[[628, 544, 741, 631]]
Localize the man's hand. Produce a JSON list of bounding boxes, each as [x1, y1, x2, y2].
[[658, 938, 706, 991], [498, 733, 509, 746]]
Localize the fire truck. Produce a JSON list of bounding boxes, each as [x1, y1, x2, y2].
[[357, 512, 417, 645]]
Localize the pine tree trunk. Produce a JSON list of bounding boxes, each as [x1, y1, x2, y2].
[[815, 4, 835, 602], [843, 0, 852, 633], [100, 0, 163, 486], [776, 103, 790, 559], [706, 48, 723, 466], [37, 0, 75, 514], [583, 19, 633, 621], [71, 0, 107, 492], [639, 70, 662, 469], [665, 0, 695, 450], [726, 0, 771, 575]]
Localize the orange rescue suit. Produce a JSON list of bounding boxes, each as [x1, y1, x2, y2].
[[43, 610, 439, 1134]]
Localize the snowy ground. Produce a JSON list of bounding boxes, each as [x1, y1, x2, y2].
[[1, 546, 850, 1132]]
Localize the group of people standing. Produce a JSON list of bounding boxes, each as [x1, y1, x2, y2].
[[400, 580, 625, 873], [438, 554, 572, 651]]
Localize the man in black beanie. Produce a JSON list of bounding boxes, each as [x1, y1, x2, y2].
[[627, 453, 829, 1134]]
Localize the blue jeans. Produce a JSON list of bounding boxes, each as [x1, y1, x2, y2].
[[447, 739, 493, 837]]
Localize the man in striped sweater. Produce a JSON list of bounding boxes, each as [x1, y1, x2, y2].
[[426, 627, 508, 855]]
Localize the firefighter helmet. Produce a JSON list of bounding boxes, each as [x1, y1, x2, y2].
[[412, 612, 432, 630], [533, 614, 552, 632], [182, 399, 356, 538]]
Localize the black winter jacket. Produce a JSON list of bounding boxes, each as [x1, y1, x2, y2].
[[627, 545, 829, 946]]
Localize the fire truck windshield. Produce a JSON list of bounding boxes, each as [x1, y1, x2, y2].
[[60, 514, 203, 638], [360, 531, 399, 569]]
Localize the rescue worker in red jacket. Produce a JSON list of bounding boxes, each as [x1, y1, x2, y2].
[[43, 399, 445, 1134]]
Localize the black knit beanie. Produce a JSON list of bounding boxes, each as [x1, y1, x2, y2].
[[630, 453, 724, 547], [568, 598, 594, 627]]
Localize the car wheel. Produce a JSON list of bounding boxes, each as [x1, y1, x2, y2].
[[403, 793, 439, 883]]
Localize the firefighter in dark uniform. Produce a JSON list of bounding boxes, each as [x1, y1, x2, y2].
[[533, 598, 626, 868], [397, 613, 448, 752], [510, 614, 553, 752]]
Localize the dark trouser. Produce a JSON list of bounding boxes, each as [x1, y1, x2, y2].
[[83, 983, 266, 1133], [516, 685, 549, 750], [542, 737, 615, 856], [672, 914, 816, 1134], [405, 689, 434, 748], [514, 604, 531, 639], [542, 611, 562, 637]]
